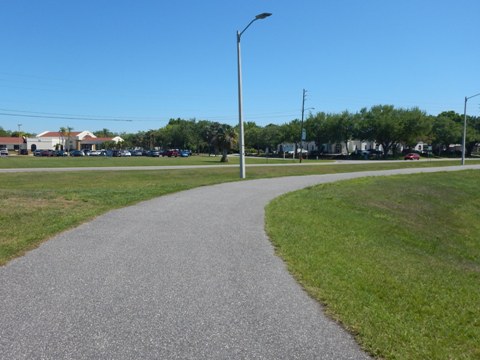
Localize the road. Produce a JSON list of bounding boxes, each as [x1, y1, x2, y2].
[[0, 157, 465, 173], [1, 165, 479, 359]]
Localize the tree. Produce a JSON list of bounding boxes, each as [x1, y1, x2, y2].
[[60, 126, 74, 151], [194, 120, 213, 153], [261, 124, 282, 154], [465, 115, 480, 157], [210, 124, 238, 162], [278, 119, 301, 155], [305, 112, 334, 153], [59, 127, 67, 150], [328, 111, 356, 155], [358, 105, 405, 158], [398, 107, 431, 149], [244, 122, 262, 154], [431, 113, 462, 155], [0, 127, 10, 136], [94, 128, 114, 138]]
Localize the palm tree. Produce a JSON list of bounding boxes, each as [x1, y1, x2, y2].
[[211, 125, 238, 162], [66, 126, 74, 151], [59, 127, 67, 150]]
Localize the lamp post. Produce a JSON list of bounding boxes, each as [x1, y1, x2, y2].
[[461, 92, 480, 165], [237, 12, 272, 179]]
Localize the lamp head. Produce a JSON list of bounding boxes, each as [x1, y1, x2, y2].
[[255, 13, 272, 20]]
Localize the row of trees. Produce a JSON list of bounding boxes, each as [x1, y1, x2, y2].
[[306, 106, 479, 157], [2, 105, 479, 160], [116, 105, 479, 159]]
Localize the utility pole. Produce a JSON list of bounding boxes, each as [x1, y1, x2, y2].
[[17, 124, 22, 154], [299, 89, 306, 163]]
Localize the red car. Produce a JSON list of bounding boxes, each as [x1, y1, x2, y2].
[[164, 149, 179, 157], [404, 153, 420, 160]]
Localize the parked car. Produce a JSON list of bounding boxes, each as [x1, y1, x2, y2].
[[404, 153, 420, 160], [55, 150, 68, 157], [146, 150, 160, 157], [179, 150, 190, 157], [118, 150, 131, 157], [70, 150, 85, 157], [33, 149, 43, 156], [0, 149, 8, 156], [164, 149, 179, 157], [41, 149, 55, 157], [130, 149, 143, 156]]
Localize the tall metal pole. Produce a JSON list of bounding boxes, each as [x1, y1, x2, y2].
[[299, 89, 306, 163], [237, 31, 246, 178], [462, 96, 468, 166], [17, 123, 22, 154], [236, 13, 272, 179], [462, 92, 480, 165]]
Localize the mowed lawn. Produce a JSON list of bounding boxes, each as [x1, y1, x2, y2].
[[1, 158, 475, 266], [266, 170, 480, 359], [1, 159, 480, 358], [0, 153, 298, 168]]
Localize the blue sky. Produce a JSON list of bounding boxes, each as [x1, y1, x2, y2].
[[1, 0, 479, 135]]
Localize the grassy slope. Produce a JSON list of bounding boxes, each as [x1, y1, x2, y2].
[[1, 160, 478, 265], [266, 170, 480, 359], [2, 157, 480, 358]]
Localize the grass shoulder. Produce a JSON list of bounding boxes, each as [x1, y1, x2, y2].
[[0, 154, 299, 168], [1, 162, 479, 266], [265, 170, 480, 359]]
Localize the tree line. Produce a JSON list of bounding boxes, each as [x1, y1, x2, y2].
[[1, 105, 479, 159], [118, 105, 479, 159]]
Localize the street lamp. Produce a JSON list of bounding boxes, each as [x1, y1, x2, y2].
[[461, 92, 480, 165], [237, 12, 272, 179]]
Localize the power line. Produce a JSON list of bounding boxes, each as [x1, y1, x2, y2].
[[0, 108, 304, 124], [0, 112, 136, 122], [0, 108, 164, 122]]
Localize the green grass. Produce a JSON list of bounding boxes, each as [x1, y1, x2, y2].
[[0, 154, 299, 168], [1, 160, 479, 266], [2, 158, 480, 358], [265, 171, 480, 359], [0, 168, 233, 265]]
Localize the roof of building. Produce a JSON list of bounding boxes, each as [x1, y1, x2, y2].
[[0, 137, 25, 144], [37, 131, 82, 137]]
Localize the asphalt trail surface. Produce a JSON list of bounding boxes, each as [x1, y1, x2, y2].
[[1, 166, 479, 359]]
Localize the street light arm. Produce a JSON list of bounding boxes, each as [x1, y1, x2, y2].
[[238, 12, 272, 38], [238, 18, 257, 38], [467, 92, 480, 101]]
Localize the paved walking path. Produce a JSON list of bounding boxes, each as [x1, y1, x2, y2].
[[1, 165, 479, 359]]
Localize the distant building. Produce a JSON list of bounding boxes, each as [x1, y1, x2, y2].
[[26, 131, 123, 152], [278, 140, 380, 156], [0, 136, 27, 153]]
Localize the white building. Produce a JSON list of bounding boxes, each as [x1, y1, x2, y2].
[[279, 140, 381, 156], [27, 131, 123, 152]]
